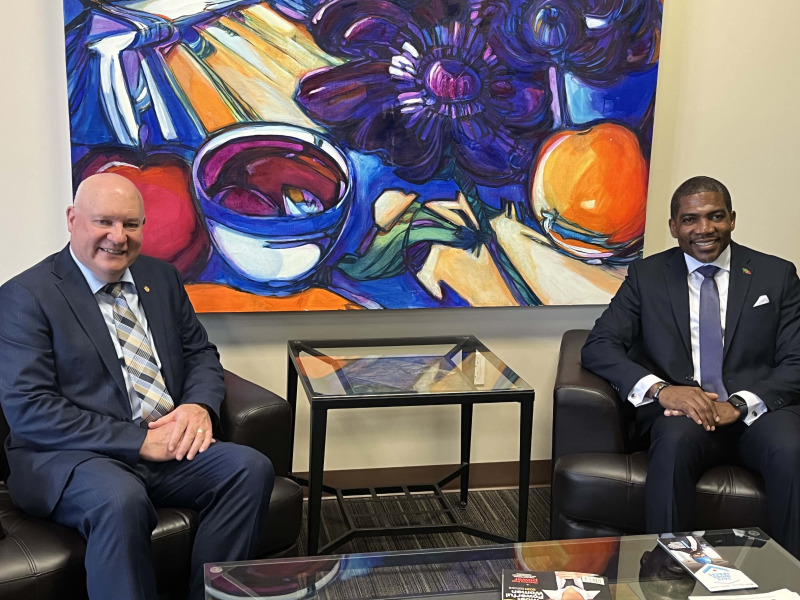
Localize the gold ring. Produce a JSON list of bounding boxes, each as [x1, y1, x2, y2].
[[197, 428, 205, 434]]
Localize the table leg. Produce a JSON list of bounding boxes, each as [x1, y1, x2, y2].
[[307, 405, 328, 555], [517, 394, 534, 541], [285, 351, 298, 470], [460, 403, 473, 507]]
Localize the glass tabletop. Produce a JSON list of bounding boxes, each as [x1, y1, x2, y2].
[[205, 529, 800, 600], [287, 335, 532, 399]]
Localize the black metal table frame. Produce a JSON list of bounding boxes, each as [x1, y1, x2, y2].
[[286, 335, 535, 555]]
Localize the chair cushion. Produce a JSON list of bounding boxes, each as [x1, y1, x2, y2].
[[553, 452, 648, 533], [0, 487, 87, 599], [552, 452, 770, 535], [256, 476, 304, 556], [0, 476, 302, 598]]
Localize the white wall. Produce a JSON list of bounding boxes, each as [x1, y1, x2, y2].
[[1, 0, 798, 473]]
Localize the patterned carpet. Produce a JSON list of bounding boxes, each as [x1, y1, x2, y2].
[[297, 486, 551, 556]]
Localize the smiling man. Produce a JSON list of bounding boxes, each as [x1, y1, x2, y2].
[[0, 173, 274, 600], [581, 176, 800, 557]]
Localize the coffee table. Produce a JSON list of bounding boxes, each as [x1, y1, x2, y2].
[[286, 335, 535, 555], [205, 529, 800, 599]]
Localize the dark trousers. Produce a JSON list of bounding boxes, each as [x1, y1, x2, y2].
[[644, 407, 800, 558], [51, 442, 274, 600]]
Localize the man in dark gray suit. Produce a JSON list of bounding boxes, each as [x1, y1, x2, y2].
[[582, 176, 800, 557], [0, 173, 274, 599]]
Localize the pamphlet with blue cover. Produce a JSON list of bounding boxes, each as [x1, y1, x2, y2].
[[657, 533, 758, 592], [501, 570, 611, 600]]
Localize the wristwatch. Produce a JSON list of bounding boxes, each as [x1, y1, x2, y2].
[[651, 382, 670, 401], [728, 394, 748, 420]]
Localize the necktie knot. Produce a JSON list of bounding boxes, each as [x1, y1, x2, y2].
[[696, 265, 719, 279], [104, 282, 125, 298]]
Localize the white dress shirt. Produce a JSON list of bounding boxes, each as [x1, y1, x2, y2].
[[626, 245, 767, 425], [70, 247, 165, 420]]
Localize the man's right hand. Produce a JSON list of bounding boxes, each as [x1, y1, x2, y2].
[[139, 422, 178, 462], [652, 384, 720, 430]]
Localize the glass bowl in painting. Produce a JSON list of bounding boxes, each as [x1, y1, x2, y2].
[[192, 123, 352, 295]]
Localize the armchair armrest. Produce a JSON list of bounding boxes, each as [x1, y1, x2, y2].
[[552, 330, 628, 463], [221, 370, 293, 476]]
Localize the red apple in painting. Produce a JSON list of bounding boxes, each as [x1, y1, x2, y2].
[[76, 150, 211, 279]]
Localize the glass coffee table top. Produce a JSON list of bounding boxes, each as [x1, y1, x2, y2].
[[288, 335, 532, 399], [206, 529, 800, 600]]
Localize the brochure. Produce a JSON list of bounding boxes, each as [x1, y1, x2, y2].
[[657, 533, 758, 592], [501, 570, 611, 600], [690, 589, 799, 600]]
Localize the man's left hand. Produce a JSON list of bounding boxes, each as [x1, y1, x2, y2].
[[149, 404, 215, 460], [665, 401, 741, 427], [714, 401, 742, 426]]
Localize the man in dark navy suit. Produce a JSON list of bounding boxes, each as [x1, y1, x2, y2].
[[0, 173, 274, 599], [582, 176, 800, 557]]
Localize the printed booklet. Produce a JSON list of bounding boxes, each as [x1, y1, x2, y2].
[[657, 534, 758, 592], [501, 570, 611, 600]]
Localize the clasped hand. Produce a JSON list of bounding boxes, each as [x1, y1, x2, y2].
[[654, 385, 740, 430], [139, 404, 215, 462]]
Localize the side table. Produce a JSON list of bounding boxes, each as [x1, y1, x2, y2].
[[286, 335, 535, 555]]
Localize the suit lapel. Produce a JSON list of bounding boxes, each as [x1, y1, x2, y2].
[[724, 242, 752, 358], [52, 246, 129, 404], [131, 262, 175, 396], [664, 249, 692, 359]]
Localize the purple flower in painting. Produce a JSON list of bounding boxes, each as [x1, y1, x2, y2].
[[497, 0, 662, 85], [295, 0, 552, 185]]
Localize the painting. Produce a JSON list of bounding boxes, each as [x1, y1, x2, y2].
[[63, 0, 662, 311]]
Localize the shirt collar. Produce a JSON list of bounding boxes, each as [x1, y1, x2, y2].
[[69, 245, 135, 294], [683, 244, 731, 275]]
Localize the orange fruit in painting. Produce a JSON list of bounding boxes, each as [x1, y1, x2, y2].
[[530, 122, 648, 262]]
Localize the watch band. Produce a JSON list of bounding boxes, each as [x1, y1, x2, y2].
[[651, 382, 670, 401], [728, 395, 748, 420]]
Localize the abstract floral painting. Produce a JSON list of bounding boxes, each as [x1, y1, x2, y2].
[[63, 0, 662, 311]]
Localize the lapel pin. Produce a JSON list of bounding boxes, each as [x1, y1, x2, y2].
[[144, 286, 151, 292], [742, 268, 751, 275]]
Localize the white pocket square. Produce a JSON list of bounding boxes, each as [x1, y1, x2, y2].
[[753, 295, 770, 307]]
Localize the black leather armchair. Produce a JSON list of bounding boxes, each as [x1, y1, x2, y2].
[[550, 329, 769, 539], [0, 370, 303, 600]]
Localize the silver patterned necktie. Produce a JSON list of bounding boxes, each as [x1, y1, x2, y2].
[[104, 282, 174, 422]]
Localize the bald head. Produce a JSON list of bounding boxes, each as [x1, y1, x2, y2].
[[68, 173, 145, 282], [74, 173, 144, 212]]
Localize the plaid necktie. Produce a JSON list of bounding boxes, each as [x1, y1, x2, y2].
[[697, 265, 728, 401], [104, 282, 174, 422]]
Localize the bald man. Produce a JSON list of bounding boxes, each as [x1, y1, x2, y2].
[[0, 174, 274, 600]]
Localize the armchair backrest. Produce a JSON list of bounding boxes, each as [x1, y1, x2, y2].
[[552, 329, 645, 464]]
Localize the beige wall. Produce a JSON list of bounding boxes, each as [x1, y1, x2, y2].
[[1, 0, 798, 473]]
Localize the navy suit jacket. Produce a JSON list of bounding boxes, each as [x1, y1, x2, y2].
[[0, 245, 225, 517], [582, 241, 800, 430]]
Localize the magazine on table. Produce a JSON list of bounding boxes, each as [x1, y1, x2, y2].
[[657, 533, 758, 592], [501, 570, 611, 600]]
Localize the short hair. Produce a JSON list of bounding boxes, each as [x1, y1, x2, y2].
[[670, 176, 732, 219]]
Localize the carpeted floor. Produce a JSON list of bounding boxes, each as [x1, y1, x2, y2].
[[297, 486, 551, 556]]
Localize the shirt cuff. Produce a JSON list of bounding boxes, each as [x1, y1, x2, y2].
[[628, 375, 662, 406], [732, 391, 767, 425]]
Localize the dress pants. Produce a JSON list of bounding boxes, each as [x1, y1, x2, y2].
[[51, 441, 274, 600], [644, 407, 800, 558]]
